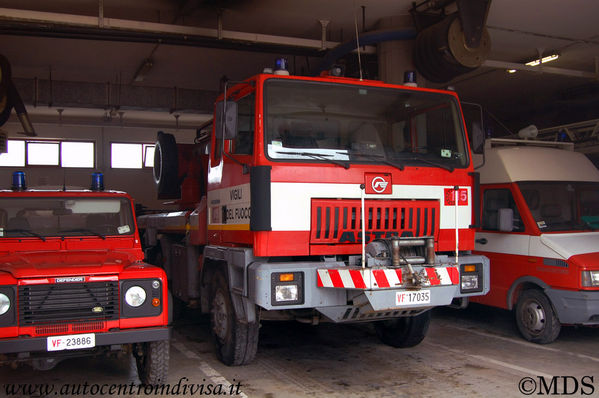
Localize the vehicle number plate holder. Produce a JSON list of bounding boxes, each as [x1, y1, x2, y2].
[[47, 333, 95, 351], [395, 290, 431, 306]]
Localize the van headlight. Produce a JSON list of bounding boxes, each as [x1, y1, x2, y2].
[[581, 270, 599, 287], [0, 293, 10, 315], [125, 286, 147, 307], [271, 272, 304, 306]]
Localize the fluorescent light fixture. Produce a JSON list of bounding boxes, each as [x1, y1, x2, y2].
[[525, 54, 559, 67], [507, 69, 517, 73]]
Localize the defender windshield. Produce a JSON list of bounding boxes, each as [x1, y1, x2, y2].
[[0, 197, 135, 239], [264, 79, 468, 169], [518, 181, 599, 232]]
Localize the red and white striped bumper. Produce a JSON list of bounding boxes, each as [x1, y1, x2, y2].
[[316, 266, 459, 289]]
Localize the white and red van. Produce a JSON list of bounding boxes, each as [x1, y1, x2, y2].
[[472, 136, 599, 343]]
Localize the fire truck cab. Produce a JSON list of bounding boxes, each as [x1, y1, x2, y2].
[[0, 172, 170, 384], [472, 136, 599, 343], [140, 62, 490, 366]]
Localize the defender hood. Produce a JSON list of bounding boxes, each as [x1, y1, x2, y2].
[[0, 250, 138, 279]]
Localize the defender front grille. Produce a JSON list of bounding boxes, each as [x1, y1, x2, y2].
[[310, 199, 440, 244], [19, 281, 119, 326]]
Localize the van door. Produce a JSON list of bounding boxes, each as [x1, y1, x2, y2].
[[473, 185, 529, 309]]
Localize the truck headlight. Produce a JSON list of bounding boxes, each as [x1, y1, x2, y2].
[[581, 270, 599, 287], [460, 264, 483, 293], [0, 293, 10, 315], [271, 272, 304, 306], [125, 286, 147, 307]]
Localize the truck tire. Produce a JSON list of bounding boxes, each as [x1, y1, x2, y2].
[[154, 131, 180, 199], [374, 311, 431, 348], [134, 340, 170, 385], [515, 289, 561, 344], [209, 270, 259, 366]]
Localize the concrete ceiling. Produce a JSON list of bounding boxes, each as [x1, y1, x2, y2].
[[1, 0, 598, 133]]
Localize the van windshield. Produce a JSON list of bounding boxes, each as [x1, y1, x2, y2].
[[517, 181, 599, 232], [0, 196, 135, 239], [263, 79, 469, 170]]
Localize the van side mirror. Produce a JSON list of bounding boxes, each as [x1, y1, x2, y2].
[[215, 101, 238, 140], [498, 208, 514, 232]]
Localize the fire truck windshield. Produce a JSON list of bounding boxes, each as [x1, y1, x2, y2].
[[0, 196, 135, 239], [264, 79, 469, 169], [518, 181, 599, 232]]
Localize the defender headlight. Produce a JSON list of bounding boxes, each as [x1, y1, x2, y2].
[[125, 286, 147, 307], [581, 270, 599, 287], [460, 264, 483, 293], [271, 272, 304, 306], [0, 293, 10, 315]]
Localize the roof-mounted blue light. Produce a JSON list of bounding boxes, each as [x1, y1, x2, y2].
[[91, 172, 104, 191], [274, 58, 290, 76], [403, 71, 417, 87], [11, 171, 26, 191]]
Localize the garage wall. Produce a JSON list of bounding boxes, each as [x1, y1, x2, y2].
[[0, 121, 196, 210]]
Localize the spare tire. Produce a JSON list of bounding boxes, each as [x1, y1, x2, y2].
[[153, 131, 180, 199], [0, 54, 13, 126]]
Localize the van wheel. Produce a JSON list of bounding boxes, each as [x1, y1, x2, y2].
[[209, 270, 259, 366], [134, 340, 170, 385], [374, 311, 431, 348], [515, 289, 561, 344]]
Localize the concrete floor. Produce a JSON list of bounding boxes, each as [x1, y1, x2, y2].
[[1, 304, 599, 397]]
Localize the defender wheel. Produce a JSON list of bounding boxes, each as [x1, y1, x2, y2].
[[135, 340, 170, 385], [515, 289, 561, 344], [374, 311, 431, 348], [209, 271, 259, 366]]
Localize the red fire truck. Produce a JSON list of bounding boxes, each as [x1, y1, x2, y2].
[[0, 173, 169, 384], [138, 61, 490, 366]]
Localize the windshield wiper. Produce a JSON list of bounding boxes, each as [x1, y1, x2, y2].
[[350, 152, 405, 171], [4, 229, 46, 241], [400, 155, 455, 172], [276, 151, 350, 169], [59, 228, 107, 240]]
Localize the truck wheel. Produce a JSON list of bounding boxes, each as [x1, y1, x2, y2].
[[374, 311, 431, 348], [154, 131, 180, 199], [210, 271, 259, 366], [134, 340, 170, 385], [515, 289, 561, 344]]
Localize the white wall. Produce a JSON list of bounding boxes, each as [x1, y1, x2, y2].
[[0, 121, 196, 210]]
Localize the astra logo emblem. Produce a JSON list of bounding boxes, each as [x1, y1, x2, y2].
[[371, 176, 389, 193]]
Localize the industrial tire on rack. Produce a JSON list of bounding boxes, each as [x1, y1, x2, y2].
[[0, 54, 12, 126], [209, 270, 259, 366], [153, 131, 180, 199], [515, 289, 561, 344], [374, 310, 431, 348], [134, 339, 170, 385]]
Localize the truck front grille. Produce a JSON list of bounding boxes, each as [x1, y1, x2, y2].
[[310, 199, 440, 244], [19, 281, 119, 326]]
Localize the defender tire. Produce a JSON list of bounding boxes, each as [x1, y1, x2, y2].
[[135, 340, 170, 385], [209, 270, 259, 366], [515, 289, 561, 344], [374, 310, 431, 348]]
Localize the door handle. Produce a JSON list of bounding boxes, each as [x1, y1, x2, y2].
[[475, 238, 488, 244]]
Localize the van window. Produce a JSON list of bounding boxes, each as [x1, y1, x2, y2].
[[482, 189, 524, 232]]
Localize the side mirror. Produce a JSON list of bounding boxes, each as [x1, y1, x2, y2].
[[215, 101, 238, 140], [498, 208, 514, 232]]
